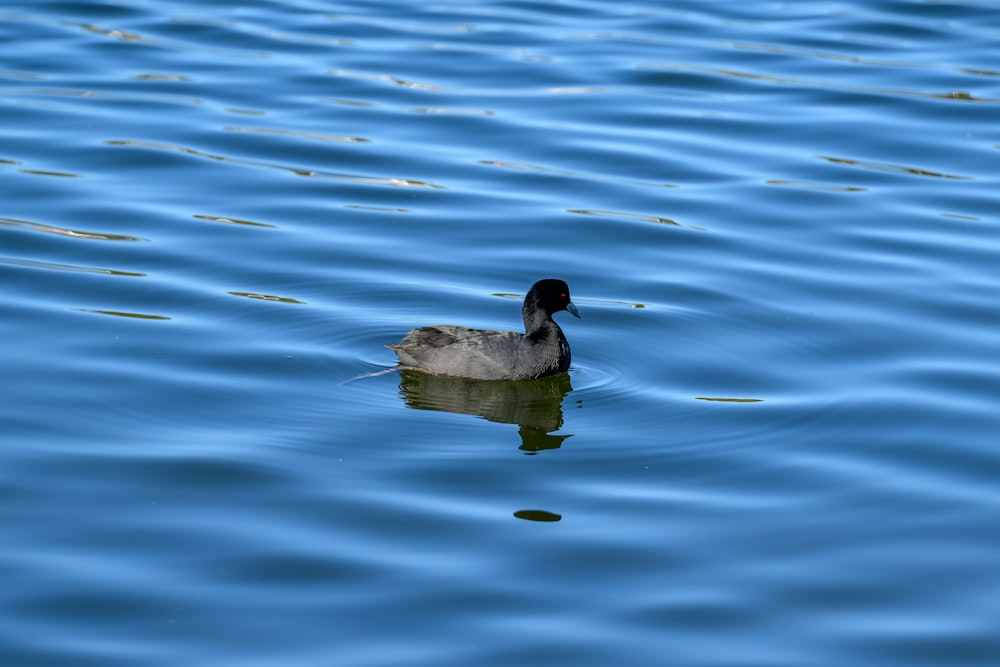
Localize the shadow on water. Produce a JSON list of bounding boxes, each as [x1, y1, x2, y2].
[[396, 370, 574, 453]]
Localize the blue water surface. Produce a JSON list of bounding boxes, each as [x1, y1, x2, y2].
[[2, 1, 999, 665]]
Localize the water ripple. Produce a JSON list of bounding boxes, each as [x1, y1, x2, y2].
[[0, 256, 144, 277], [638, 63, 1000, 104], [0, 216, 147, 242], [73, 308, 170, 320], [817, 155, 972, 180], [105, 139, 446, 188]]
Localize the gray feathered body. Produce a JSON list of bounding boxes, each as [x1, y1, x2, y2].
[[388, 321, 570, 381]]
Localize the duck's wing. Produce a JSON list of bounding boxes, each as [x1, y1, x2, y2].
[[389, 326, 527, 379], [388, 326, 460, 352]]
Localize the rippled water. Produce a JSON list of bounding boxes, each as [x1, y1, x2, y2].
[[3, 1, 1000, 665]]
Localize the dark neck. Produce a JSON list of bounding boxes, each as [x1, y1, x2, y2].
[[523, 304, 560, 340]]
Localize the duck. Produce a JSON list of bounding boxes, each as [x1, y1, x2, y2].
[[388, 279, 580, 381]]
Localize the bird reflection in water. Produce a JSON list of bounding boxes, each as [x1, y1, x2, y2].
[[396, 370, 574, 453]]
